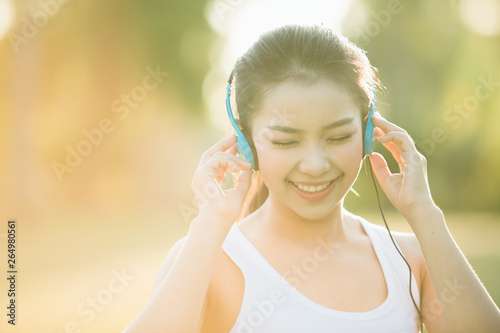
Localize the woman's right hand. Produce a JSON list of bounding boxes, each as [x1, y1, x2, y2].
[[191, 134, 253, 227]]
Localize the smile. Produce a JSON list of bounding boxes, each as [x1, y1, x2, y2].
[[291, 180, 334, 194]]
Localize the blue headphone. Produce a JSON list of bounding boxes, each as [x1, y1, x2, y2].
[[364, 88, 376, 157], [226, 71, 376, 169], [225, 71, 256, 169]]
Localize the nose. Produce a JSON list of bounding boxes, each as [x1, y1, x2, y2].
[[298, 144, 331, 177]]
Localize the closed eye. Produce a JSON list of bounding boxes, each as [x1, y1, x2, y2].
[[272, 135, 353, 147], [327, 134, 353, 143], [271, 141, 298, 147]]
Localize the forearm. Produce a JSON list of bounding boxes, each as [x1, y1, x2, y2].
[[408, 207, 500, 332], [124, 216, 229, 333]]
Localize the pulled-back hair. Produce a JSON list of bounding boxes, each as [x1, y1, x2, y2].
[[231, 24, 380, 217]]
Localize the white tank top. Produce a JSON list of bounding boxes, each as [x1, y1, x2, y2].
[[221, 216, 421, 333]]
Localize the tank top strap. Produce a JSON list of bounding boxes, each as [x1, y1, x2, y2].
[[222, 222, 283, 284], [221, 222, 254, 272], [358, 217, 421, 310]]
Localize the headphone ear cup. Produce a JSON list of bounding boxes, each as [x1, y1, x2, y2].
[[235, 134, 256, 169], [363, 88, 377, 157], [239, 128, 258, 170], [363, 117, 375, 157], [226, 80, 256, 169]]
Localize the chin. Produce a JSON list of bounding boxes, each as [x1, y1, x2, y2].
[[272, 189, 346, 223]]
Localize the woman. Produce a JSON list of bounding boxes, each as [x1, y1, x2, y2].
[[124, 25, 500, 332]]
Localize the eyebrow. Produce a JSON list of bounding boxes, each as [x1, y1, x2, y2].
[[267, 117, 354, 134]]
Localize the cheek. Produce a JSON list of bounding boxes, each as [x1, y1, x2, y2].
[[254, 144, 287, 182], [337, 138, 363, 166], [342, 136, 364, 160], [253, 142, 298, 191], [337, 137, 364, 176]]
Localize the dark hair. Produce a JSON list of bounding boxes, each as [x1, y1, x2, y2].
[[231, 24, 380, 218]]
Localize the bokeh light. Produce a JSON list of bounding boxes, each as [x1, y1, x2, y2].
[[0, 0, 14, 40], [460, 0, 500, 36]]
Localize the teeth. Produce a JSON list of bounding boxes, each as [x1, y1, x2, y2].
[[292, 181, 333, 193]]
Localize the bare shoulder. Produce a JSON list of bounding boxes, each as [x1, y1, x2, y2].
[[348, 210, 426, 285], [392, 231, 423, 261], [151, 235, 188, 295]]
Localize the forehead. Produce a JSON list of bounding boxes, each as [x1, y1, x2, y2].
[[253, 79, 361, 128]]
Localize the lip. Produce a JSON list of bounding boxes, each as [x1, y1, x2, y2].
[[288, 178, 338, 202]]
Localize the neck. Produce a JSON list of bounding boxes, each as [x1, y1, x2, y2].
[[252, 194, 351, 248]]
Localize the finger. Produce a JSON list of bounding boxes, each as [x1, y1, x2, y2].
[[210, 151, 252, 168], [226, 170, 253, 213], [372, 112, 407, 134], [233, 170, 253, 201], [208, 158, 248, 184], [378, 131, 420, 170], [369, 153, 392, 185], [374, 127, 385, 137], [234, 170, 252, 190], [214, 160, 244, 183], [202, 152, 251, 179], [378, 131, 416, 152], [374, 129, 403, 171], [199, 134, 236, 167], [225, 145, 237, 155]]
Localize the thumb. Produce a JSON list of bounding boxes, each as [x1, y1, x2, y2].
[[234, 170, 252, 191], [369, 153, 391, 186], [229, 170, 253, 213], [230, 170, 253, 203]]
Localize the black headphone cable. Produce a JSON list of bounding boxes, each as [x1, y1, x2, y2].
[[367, 158, 424, 332]]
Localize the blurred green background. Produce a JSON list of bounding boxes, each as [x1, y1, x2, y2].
[[0, 0, 498, 332]]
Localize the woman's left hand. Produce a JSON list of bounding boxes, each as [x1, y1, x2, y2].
[[369, 113, 437, 222]]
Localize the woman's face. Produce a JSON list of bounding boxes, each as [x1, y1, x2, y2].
[[251, 79, 364, 220]]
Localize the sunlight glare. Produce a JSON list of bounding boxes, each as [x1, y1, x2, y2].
[[460, 0, 500, 36], [0, 0, 14, 41], [205, 0, 354, 130]]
